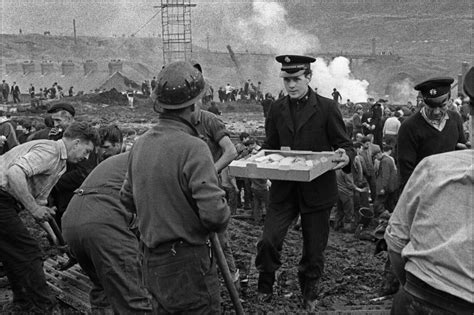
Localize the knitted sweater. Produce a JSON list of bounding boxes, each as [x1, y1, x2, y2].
[[397, 110, 465, 186]]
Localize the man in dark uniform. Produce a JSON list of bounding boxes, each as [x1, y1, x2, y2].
[[397, 77, 466, 188], [380, 77, 467, 297], [255, 55, 354, 310]]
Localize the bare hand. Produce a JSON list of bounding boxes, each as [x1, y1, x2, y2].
[[332, 148, 350, 170], [31, 206, 56, 222], [48, 127, 63, 137]]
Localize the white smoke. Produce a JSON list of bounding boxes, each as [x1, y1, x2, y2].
[[236, 1, 320, 54], [230, 1, 369, 101], [388, 77, 418, 104], [311, 57, 369, 103]]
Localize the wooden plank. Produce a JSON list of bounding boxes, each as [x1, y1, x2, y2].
[[44, 257, 91, 313]]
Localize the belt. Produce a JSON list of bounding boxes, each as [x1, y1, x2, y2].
[[74, 186, 119, 197], [142, 239, 211, 256], [405, 272, 474, 313]]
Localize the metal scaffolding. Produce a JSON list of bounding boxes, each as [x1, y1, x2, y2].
[[160, 0, 196, 65]]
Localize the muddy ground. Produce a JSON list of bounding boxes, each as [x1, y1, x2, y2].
[[3, 97, 393, 313]]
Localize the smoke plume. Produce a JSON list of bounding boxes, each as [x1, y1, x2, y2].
[[312, 57, 369, 103], [388, 77, 418, 104], [235, 1, 320, 54]]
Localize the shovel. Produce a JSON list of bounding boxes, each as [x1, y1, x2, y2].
[[210, 233, 244, 315], [46, 215, 77, 271]]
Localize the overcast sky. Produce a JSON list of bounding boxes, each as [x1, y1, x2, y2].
[[1, 1, 254, 43]]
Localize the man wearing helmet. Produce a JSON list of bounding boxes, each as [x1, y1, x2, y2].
[[120, 61, 230, 313]]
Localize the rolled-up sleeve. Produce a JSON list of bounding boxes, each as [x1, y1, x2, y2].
[[14, 144, 58, 176]]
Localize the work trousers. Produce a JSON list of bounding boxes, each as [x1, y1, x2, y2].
[[0, 191, 56, 313], [222, 186, 238, 215], [335, 192, 354, 229], [364, 175, 377, 202], [391, 273, 474, 315], [142, 242, 220, 314], [2, 91, 8, 103], [236, 178, 252, 209], [353, 190, 369, 222], [63, 221, 152, 314], [251, 188, 267, 222], [373, 191, 398, 217], [12, 93, 20, 104], [255, 191, 331, 295], [217, 229, 237, 276]]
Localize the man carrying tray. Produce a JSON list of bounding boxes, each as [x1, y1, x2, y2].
[[255, 55, 354, 310]]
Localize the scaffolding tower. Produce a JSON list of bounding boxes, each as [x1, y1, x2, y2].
[[160, 0, 196, 65]]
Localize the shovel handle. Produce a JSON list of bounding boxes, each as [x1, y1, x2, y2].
[[49, 218, 66, 246], [210, 233, 244, 315]]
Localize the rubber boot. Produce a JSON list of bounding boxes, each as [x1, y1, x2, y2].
[[303, 278, 320, 311]]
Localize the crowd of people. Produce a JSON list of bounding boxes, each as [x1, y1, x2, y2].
[[0, 80, 75, 108], [215, 79, 265, 103], [0, 55, 472, 315]]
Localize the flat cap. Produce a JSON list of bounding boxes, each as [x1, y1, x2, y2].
[[463, 67, 473, 99], [414, 77, 454, 98], [47, 103, 75, 116], [276, 55, 316, 78]]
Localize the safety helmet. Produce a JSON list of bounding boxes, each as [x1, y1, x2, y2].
[[152, 61, 208, 112]]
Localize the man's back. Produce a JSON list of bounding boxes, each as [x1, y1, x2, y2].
[[123, 118, 229, 248], [385, 150, 473, 303], [62, 152, 130, 226]]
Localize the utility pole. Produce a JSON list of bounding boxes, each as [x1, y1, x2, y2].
[[206, 32, 210, 52], [73, 19, 77, 45]]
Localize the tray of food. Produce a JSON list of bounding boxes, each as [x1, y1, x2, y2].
[[228, 149, 339, 182]]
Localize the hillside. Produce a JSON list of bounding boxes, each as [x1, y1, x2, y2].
[[1, 0, 472, 100]]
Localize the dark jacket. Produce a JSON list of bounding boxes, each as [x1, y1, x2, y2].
[[397, 110, 465, 187], [375, 155, 398, 194], [263, 88, 354, 212], [51, 149, 99, 215]]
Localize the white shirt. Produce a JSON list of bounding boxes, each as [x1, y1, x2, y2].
[[383, 116, 401, 136], [385, 150, 474, 303]]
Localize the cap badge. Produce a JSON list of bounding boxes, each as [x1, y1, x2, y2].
[[284, 56, 291, 63], [429, 89, 437, 96]]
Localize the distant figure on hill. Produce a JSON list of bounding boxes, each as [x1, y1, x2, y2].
[[11, 82, 20, 104], [69, 86, 74, 97], [29, 84, 35, 99], [127, 90, 134, 108], [150, 76, 157, 91], [1, 80, 9, 103], [332, 88, 342, 103], [225, 83, 234, 102]]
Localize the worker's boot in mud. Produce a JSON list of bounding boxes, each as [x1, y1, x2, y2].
[[302, 278, 320, 311], [297, 271, 306, 296], [257, 272, 274, 302]]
